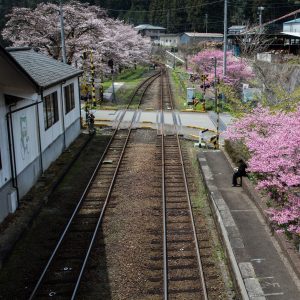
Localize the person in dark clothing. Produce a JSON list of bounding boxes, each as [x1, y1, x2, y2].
[[232, 159, 247, 187]]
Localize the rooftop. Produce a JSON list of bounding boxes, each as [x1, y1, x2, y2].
[[183, 32, 223, 38], [229, 25, 246, 29], [284, 18, 300, 24], [7, 48, 83, 89], [134, 24, 166, 30]]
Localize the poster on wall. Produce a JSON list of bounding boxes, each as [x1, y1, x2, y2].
[[20, 115, 30, 160], [13, 107, 39, 175]]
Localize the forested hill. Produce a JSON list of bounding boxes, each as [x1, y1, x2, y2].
[[1, 0, 300, 34]]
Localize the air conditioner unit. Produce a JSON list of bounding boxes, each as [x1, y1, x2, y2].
[[7, 189, 18, 213]]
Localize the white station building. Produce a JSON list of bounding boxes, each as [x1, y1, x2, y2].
[[0, 46, 83, 223]]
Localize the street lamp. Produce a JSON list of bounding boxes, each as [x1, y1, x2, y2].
[[258, 6, 265, 33]]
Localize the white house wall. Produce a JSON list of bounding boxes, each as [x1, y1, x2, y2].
[[40, 79, 80, 153], [40, 85, 63, 153], [283, 23, 300, 33], [62, 78, 80, 130], [11, 99, 40, 175], [62, 78, 81, 148], [0, 77, 81, 223]]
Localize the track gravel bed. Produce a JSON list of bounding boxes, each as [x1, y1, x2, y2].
[[79, 129, 161, 299], [78, 130, 234, 299]]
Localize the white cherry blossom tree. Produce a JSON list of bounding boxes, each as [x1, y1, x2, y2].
[[2, 1, 151, 72]]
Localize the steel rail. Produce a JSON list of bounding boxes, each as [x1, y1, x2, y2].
[[29, 70, 162, 299], [128, 71, 161, 107], [166, 70, 209, 300], [71, 117, 135, 299], [160, 68, 168, 300]]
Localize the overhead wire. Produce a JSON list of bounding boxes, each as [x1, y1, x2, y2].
[[105, 0, 224, 13]]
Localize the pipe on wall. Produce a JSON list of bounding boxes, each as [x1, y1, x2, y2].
[[60, 83, 66, 150], [37, 93, 44, 173]]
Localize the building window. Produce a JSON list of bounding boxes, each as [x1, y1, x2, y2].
[[43, 91, 59, 130], [64, 83, 75, 114]]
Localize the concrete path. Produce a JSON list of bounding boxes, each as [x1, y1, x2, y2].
[[198, 150, 300, 299], [82, 109, 233, 141], [103, 82, 124, 101]]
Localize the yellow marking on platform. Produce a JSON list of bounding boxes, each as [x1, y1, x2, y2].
[[142, 121, 153, 124], [180, 109, 206, 113], [94, 123, 109, 127], [95, 119, 111, 122], [140, 125, 153, 129]]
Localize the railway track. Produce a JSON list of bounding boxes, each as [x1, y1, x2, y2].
[[28, 68, 218, 299], [159, 69, 208, 299], [28, 71, 161, 299]]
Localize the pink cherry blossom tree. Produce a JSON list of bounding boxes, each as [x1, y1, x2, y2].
[[224, 105, 300, 235], [190, 49, 254, 87], [2, 1, 151, 72]]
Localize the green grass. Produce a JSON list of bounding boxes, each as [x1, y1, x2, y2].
[[117, 66, 148, 81], [85, 66, 150, 110], [171, 69, 187, 109]]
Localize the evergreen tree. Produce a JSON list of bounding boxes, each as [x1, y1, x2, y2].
[[1, 0, 300, 37]]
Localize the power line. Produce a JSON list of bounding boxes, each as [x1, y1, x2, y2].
[[228, 0, 300, 9], [105, 0, 224, 13]]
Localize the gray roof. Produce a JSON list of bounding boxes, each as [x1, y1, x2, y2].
[[183, 32, 223, 38], [284, 18, 300, 24], [135, 24, 166, 30], [8, 48, 83, 89], [228, 25, 246, 29]]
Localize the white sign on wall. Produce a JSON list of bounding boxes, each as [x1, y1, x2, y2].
[[13, 107, 39, 175]]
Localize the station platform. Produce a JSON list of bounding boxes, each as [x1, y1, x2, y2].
[[198, 149, 300, 299]]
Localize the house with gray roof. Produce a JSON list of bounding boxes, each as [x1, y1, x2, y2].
[[180, 32, 223, 45], [135, 24, 166, 44], [0, 46, 83, 223], [159, 33, 181, 48]]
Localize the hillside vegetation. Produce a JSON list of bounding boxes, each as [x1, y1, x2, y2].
[[0, 0, 299, 37]]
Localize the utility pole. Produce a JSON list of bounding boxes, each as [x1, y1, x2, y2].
[[205, 14, 208, 33], [258, 6, 265, 33], [212, 57, 219, 149], [59, 0, 67, 64], [223, 0, 228, 77], [212, 57, 217, 110]]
